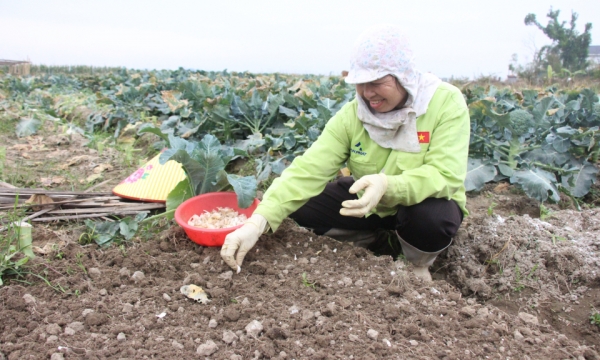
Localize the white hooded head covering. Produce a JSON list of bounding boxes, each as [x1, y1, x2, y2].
[[345, 24, 441, 152]]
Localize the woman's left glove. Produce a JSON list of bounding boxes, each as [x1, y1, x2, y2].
[[220, 214, 268, 273], [340, 174, 388, 217]]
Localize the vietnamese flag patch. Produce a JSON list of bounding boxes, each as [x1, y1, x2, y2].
[[417, 132, 430, 143]]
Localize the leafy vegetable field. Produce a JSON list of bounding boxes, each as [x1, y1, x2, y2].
[[3, 69, 600, 204], [0, 69, 599, 359]]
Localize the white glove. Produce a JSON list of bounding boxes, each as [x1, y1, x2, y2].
[[220, 214, 268, 272], [340, 174, 388, 217]]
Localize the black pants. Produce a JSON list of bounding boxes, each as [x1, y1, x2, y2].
[[289, 177, 463, 252]]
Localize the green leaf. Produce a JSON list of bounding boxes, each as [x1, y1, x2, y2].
[[522, 90, 538, 107], [95, 92, 115, 105], [523, 146, 570, 166], [16, 256, 29, 267], [168, 149, 214, 195], [256, 163, 271, 183], [497, 163, 514, 177], [16, 118, 41, 137], [472, 100, 511, 128], [283, 93, 302, 108], [532, 97, 555, 123], [166, 178, 194, 217], [138, 124, 170, 144], [510, 168, 560, 202], [270, 157, 288, 175], [159, 134, 194, 164], [278, 105, 299, 118], [214, 170, 231, 191], [307, 126, 321, 141], [318, 97, 338, 111], [580, 89, 598, 113], [561, 161, 598, 197], [297, 93, 317, 108], [234, 133, 265, 154], [197, 134, 222, 156], [231, 95, 247, 116], [160, 116, 179, 132], [251, 89, 265, 109], [226, 174, 257, 208], [283, 132, 297, 149], [134, 212, 147, 222], [465, 158, 497, 191], [179, 107, 191, 118], [211, 105, 232, 122], [552, 135, 571, 153], [193, 140, 226, 194], [119, 217, 139, 240], [85, 220, 120, 247], [166, 137, 225, 195], [294, 113, 318, 132], [169, 133, 193, 152], [267, 92, 285, 115]]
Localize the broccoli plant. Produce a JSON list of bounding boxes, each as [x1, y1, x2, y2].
[[139, 125, 258, 217], [466, 89, 600, 202]]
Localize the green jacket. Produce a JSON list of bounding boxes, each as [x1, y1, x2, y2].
[[256, 82, 470, 231]]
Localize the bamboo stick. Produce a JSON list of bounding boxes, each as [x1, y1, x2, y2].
[[0, 196, 124, 210], [0, 196, 25, 204], [22, 206, 56, 222], [61, 201, 162, 208], [32, 211, 152, 222], [47, 204, 164, 215], [0, 188, 113, 196], [0, 187, 166, 223], [56, 196, 122, 204], [0, 192, 77, 198]]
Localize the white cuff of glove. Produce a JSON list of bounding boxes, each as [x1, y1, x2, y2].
[[245, 213, 269, 234]]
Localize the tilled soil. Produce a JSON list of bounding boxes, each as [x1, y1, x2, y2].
[[1, 201, 600, 359], [1, 128, 600, 359]]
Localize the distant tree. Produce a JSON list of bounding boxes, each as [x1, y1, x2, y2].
[[524, 8, 592, 71]]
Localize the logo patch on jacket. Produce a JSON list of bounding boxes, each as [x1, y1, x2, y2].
[[351, 142, 366, 156], [417, 132, 430, 143]]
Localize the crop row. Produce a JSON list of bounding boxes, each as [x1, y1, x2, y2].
[[1, 68, 599, 204]]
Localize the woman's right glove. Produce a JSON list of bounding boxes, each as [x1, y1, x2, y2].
[[340, 173, 388, 217], [220, 214, 268, 273]]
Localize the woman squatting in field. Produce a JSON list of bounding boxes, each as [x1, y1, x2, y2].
[[221, 24, 470, 282]]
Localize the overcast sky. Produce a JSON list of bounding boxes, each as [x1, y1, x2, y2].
[[1, 0, 599, 79]]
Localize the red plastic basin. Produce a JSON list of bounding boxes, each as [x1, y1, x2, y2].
[[174, 192, 259, 247]]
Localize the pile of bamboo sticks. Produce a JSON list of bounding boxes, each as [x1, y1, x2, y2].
[[0, 182, 165, 223]]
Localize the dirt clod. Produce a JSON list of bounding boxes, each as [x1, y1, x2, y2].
[[84, 313, 108, 326]]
